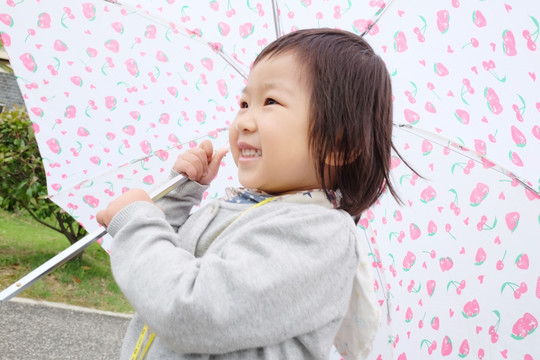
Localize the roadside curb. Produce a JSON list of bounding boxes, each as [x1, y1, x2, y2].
[[10, 297, 134, 319]]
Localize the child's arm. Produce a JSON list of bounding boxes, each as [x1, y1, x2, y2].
[[96, 140, 227, 228], [108, 203, 359, 355]]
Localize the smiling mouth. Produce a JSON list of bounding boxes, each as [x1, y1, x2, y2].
[[241, 148, 262, 157]]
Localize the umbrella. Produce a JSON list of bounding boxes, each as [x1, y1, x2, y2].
[[1, 0, 539, 359]]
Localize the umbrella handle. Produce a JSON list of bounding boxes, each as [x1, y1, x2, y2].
[[0, 174, 188, 304]]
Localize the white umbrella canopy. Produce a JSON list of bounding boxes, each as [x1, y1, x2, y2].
[[1, 0, 539, 359]]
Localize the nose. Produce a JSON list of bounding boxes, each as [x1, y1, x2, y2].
[[233, 109, 257, 133]]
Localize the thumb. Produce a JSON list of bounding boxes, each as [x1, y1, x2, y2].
[[199, 139, 214, 162], [207, 147, 229, 176]]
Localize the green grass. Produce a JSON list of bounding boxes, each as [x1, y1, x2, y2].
[[0, 209, 133, 313]]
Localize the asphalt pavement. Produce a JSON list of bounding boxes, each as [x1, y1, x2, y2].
[[0, 298, 132, 360]]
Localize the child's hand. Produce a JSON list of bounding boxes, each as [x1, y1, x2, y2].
[[173, 139, 228, 185], [96, 188, 153, 227]]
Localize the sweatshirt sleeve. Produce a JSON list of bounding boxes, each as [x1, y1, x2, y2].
[[154, 172, 208, 230], [108, 201, 359, 355]]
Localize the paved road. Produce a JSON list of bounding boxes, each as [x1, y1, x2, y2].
[[0, 298, 132, 360]]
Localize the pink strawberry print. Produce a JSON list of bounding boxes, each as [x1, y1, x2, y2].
[[125, 58, 140, 77], [474, 139, 487, 155], [0, 13, 14, 27], [403, 109, 420, 124], [104, 39, 120, 53], [532, 125, 540, 140], [239, 23, 254, 38], [145, 25, 157, 39], [426, 280, 436, 296], [353, 19, 379, 36], [54, 40, 68, 52], [0, 32, 11, 47], [436, 10, 450, 33], [38, 12, 51, 28], [111, 22, 124, 34], [454, 109, 470, 124], [46, 138, 62, 154], [105, 96, 117, 110], [82, 3, 96, 20], [123, 125, 136, 136], [511, 313, 537, 340], [431, 316, 440, 330], [484, 87, 503, 114], [425, 101, 436, 113], [470, 183, 489, 206], [64, 105, 77, 119], [536, 276, 540, 299], [209, 0, 219, 11], [409, 223, 421, 240], [462, 299, 480, 318], [143, 175, 155, 185], [420, 186, 436, 203], [218, 22, 230, 36], [83, 195, 100, 208], [31, 107, 44, 117], [86, 47, 98, 58], [77, 127, 89, 136], [508, 151, 524, 166], [405, 307, 413, 322], [505, 212, 520, 232], [403, 251, 416, 271], [89, 156, 101, 165], [441, 335, 452, 356], [140, 140, 152, 155], [439, 257, 453, 272], [393, 31, 408, 52], [201, 57, 213, 71], [458, 339, 469, 358], [502, 30, 517, 56], [217, 79, 229, 98], [434, 62, 449, 76], [19, 53, 37, 72], [421, 139, 433, 155], [475, 247, 486, 265], [515, 253, 529, 270], [70, 76, 83, 87], [427, 220, 437, 236], [510, 125, 527, 147], [156, 51, 168, 63], [472, 10, 487, 27]]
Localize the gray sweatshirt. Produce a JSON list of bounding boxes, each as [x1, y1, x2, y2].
[[107, 179, 361, 359]]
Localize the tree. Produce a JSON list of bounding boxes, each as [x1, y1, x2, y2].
[[0, 107, 87, 250]]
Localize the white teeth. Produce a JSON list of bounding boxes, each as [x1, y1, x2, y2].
[[241, 148, 262, 157]]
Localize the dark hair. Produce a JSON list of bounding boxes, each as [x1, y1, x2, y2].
[[254, 28, 402, 218]]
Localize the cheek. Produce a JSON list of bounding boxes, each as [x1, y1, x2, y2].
[[228, 127, 240, 165]]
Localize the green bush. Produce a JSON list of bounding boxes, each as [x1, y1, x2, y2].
[[0, 107, 87, 247]]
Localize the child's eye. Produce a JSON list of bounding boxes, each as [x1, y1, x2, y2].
[[265, 98, 278, 105], [240, 101, 248, 109]]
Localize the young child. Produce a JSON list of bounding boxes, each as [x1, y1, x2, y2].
[[97, 28, 397, 360]]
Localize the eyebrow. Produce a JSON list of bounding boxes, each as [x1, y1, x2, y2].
[[241, 82, 295, 96]]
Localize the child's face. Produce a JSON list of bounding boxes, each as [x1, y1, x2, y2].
[[229, 52, 320, 195]]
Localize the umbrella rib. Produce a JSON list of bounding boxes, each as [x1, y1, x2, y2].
[[0, 175, 189, 304], [395, 124, 538, 195], [105, 0, 248, 79], [360, 0, 398, 37], [48, 128, 230, 201], [271, 0, 282, 39]]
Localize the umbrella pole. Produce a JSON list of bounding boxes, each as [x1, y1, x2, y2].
[[0, 174, 188, 304]]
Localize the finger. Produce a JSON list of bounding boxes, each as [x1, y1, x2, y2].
[[96, 209, 108, 227], [199, 139, 214, 162], [207, 147, 229, 177]]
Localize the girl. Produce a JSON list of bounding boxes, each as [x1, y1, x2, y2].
[[97, 28, 398, 360]]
